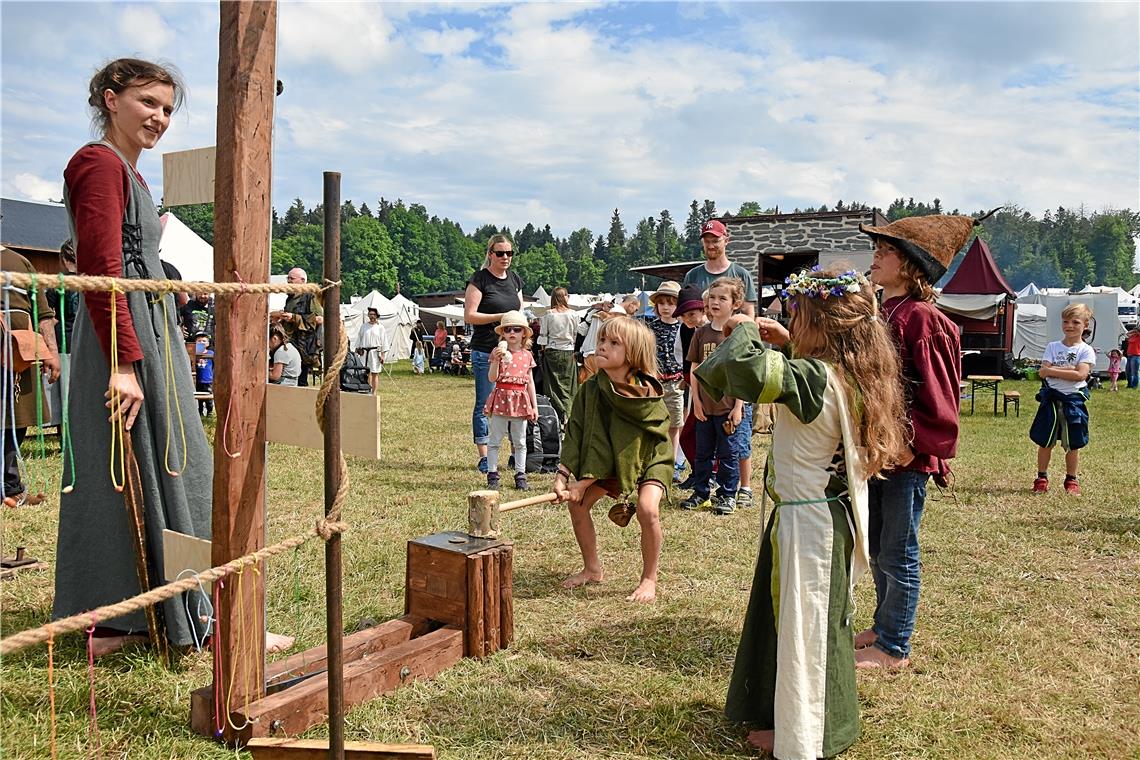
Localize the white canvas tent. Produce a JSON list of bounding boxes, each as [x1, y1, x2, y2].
[[159, 212, 214, 283], [343, 290, 415, 360], [1013, 293, 1124, 372], [1015, 282, 1040, 298], [419, 303, 467, 324], [1012, 302, 1048, 361]]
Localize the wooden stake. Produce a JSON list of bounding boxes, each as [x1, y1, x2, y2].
[[211, 0, 276, 743], [464, 553, 484, 658], [498, 545, 514, 649]]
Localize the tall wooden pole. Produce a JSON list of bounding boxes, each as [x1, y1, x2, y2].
[[322, 173, 345, 759], [212, 0, 277, 744]]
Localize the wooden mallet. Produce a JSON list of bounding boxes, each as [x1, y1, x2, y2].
[[468, 490, 559, 538]]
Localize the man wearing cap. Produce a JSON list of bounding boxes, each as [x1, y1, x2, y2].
[[682, 220, 757, 316], [683, 219, 759, 507], [854, 212, 990, 669]]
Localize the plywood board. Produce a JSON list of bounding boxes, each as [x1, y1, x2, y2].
[[246, 738, 435, 759], [265, 383, 380, 459], [162, 529, 213, 591], [162, 146, 216, 206]]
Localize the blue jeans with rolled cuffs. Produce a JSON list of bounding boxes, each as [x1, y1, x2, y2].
[[868, 470, 929, 659], [471, 349, 492, 445]]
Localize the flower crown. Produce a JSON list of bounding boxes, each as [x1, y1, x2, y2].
[[780, 266, 867, 300]]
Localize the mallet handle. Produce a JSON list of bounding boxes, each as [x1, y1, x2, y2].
[[499, 492, 559, 513]]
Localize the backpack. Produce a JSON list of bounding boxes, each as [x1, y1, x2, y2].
[[339, 350, 372, 393], [524, 394, 562, 473]]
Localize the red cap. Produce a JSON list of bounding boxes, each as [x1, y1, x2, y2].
[[700, 219, 727, 238]]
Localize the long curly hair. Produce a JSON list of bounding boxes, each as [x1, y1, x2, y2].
[[789, 264, 910, 477]]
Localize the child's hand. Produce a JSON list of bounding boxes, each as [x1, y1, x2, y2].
[[490, 346, 505, 362], [528, 406, 538, 422], [693, 401, 707, 423], [568, 478, 595, 506], [729, 405, 743, 427], [722, 314, 753, 337], [553, 475, 570, 503], [757, 317, 790, 347]]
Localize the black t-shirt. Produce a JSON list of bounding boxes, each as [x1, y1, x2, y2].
[[467, 268, 523, 352]]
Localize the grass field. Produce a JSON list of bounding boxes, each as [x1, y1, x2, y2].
[[2, 365, 1138, 759]]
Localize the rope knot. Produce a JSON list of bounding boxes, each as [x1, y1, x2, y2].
[[315, 517, 346, 541]]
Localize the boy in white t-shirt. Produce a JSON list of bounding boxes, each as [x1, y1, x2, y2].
[[1030, 303, 1096, 495]]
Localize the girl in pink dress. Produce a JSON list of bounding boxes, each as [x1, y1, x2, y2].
[[485, 310, 538, 489], [1107, 348, 1123, 391]]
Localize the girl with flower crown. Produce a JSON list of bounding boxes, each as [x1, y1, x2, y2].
[[695, 264, 909, 759]]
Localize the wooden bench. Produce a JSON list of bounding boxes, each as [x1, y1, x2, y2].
[[1002, 390, 1020, 417]]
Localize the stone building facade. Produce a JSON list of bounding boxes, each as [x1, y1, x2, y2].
[[722, 209, 888, 282]]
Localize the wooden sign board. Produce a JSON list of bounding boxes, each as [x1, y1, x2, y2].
[[162, 529, 214, 591], [265, 384, 381, 460], [162, 146, 216, 206]]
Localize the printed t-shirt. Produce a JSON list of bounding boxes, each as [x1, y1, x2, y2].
[[682, 262, 758, 306], [467, 268, 524, 353], [1042, 340, 1096, 394], [687, 323, 736, 416], [646, 316, 683, 377]]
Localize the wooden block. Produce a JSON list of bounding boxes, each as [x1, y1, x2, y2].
[[247, 738, 435, 758], [482, 550, 499, 655], [162, 146, 216, 206], [464, 553, 484, 658], [162, 529, 213, 591], [498, 544, 514, 649], [191, 615, 433, 737], [265, 383, 381, 460], [234, 627, 464, 740], [405, 544, 467, 627]]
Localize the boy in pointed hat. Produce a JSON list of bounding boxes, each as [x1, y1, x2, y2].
[[854, 211, 990, 669]]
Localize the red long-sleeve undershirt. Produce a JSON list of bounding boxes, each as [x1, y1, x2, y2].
[[64, 145, 144, 364]]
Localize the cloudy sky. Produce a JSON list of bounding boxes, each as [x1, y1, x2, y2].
[[2, 1, 1137, 237]]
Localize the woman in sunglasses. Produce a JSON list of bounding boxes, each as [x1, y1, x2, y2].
[[463, 234, 525, 473]]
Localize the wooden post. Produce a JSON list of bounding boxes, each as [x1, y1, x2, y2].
[[211, 0, 276, 743], [322, 172, 345, 760]]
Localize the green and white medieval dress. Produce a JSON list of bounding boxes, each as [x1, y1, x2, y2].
[[696, 321, 870, 760]]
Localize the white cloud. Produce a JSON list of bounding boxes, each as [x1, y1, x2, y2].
[[412, 24, 479, 57], [5, 173, 62, 203], [117, 6, 173, 57], [279, 2, 399, 73]]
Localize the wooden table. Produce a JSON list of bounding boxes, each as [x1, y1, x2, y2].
[[966, 375, 1003, 415]]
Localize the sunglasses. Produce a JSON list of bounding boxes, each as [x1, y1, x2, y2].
[[501, 326, 525, 334], [492, 250, 514, 258]]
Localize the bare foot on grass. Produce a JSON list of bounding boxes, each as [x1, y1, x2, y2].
[[561, 569, 603, 589], [626, 579, 656, 603], [746, 729, 774, 754], [855, 646, 910, 670], [854, 628, 877, 649], [266, 632, 295, 654], [90, 633, 149, 658]]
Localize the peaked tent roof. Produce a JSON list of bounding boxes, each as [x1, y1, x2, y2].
[[159, 212, 215, 283], [940, 236, 1014, 296], [1016, 282, 1040, 298]]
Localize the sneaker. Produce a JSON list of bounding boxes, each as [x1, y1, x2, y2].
[[1032, 476, 1048, 493], [477, 456, 489, 474], [1064, 478, 1080, 496], [514, 472, 529, 491], [712, 495, 736, 515], [487, 471, 501, 489], [736, 487, 753, 509], [673, 462, 687, 484], [676, 475, 698, 490], [678, 495, 710, 511]]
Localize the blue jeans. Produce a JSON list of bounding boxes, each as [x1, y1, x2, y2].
[[471, 349, 492, 445], [693, 415, 739, 499], [1127, 355, 1140, 389], [868, 469, 929, 659]]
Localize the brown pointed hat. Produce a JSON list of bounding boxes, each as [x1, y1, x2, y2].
[[859, 209, 997, 282]]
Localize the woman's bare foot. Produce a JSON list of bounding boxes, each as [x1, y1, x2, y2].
[[854, 628, 877, 649], [266, 632, 295, 653], [626, 579, 656, 603], [561, 569, 603, 589], [855, 646, 910, 670], [746, 729, 775, 753], [90, 633, 149, 657]]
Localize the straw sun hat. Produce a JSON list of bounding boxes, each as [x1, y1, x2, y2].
[[495, 310, 533, 338]]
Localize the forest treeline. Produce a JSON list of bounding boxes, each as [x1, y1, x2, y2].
[[164, 196, 1139, 298]]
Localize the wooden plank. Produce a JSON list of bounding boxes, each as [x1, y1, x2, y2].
[[482, 550, 499, 655], [464, 553, 484, 658], [404, 544, 467, 627], [191, 615, 434, 735], [247, 738, 434, 759], [265, 384, 380, 460], [210, 0, 277, 744], [162, 529, 213, 591], [235, 627, 464, 740], [161, 145, 216, 206], [498, 544, 513, 649]]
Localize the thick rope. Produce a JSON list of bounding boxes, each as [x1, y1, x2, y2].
[[0, 284, 355, 657], [2, 271, 329, 297]]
